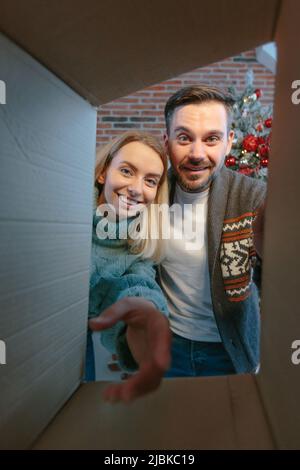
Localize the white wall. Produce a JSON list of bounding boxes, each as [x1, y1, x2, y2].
[[0, 33, 97, 449]]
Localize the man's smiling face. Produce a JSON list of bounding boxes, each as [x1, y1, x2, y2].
[[165, 102, 234, 192]]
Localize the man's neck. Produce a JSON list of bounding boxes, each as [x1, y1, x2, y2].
[[176, 180, 211, 194]]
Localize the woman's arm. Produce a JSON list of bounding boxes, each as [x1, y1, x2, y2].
[[89, 297, 171, 403]]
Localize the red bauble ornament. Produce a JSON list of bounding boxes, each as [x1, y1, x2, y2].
[[256, 123, 263, 132], [239, 167, 256, 176], [260, 158, 269, 167], [242, 134, 259, 152], [225, 155, 236, 167], [264, 117, 272, 128], [255, 89, 262, 99], [257, 136, 266, 145], [259, 144, 269, 158]]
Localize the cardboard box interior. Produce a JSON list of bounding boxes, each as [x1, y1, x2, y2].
[[1, 0, 300, 449], [1, 0, 280, 106]]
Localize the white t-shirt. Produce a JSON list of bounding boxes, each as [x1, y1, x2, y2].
[[159, 183, 221, 342]]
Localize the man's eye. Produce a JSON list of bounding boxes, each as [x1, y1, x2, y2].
[[207, 135, 219, 143], [177, 134, 189, 142]]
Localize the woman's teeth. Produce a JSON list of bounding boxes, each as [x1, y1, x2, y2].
[[119, 195, 142, 206]]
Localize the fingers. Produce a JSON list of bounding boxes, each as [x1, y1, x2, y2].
[[89, 297, 161, 331], [125, 363, 162, 400], [89, 298, 131, 331], [89, 314, 116, 331], [102, 383, 127, 403], [102, 363, 163, 404]]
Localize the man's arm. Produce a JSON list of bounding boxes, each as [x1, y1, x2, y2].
[[253, 201, 265, 258]]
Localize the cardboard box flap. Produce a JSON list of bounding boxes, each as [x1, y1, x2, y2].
[[0, 0, 280, 106], [257, 0, 300, 450], [32, 375, 274, 450], [0, 32, 96, 450]]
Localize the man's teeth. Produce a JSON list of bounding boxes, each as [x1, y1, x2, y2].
[[186, 168, 206, 171]]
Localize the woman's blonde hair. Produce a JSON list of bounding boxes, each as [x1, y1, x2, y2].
[[94, 130, 169, 263]]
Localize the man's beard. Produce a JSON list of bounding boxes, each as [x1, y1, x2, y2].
[[175, 169, 216, 193]]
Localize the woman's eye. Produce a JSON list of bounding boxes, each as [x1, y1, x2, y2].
[[120, 168, 132, 176], [145, 179, 158, 187]]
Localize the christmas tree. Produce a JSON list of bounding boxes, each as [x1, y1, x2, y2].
[[225, 69, 273, 180]]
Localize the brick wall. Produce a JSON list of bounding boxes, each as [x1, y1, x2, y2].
[[97, 49, 275, 146]]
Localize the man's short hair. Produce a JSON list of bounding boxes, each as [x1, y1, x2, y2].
[[164, 84, 235, 134]]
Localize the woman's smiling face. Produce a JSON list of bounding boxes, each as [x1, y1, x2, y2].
[[98, 141, 164, 217]]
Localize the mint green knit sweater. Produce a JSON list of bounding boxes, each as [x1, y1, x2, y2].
[[89, 210, 169, 370]]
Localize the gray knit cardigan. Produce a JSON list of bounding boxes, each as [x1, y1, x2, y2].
[[176, 166, 266, 373]]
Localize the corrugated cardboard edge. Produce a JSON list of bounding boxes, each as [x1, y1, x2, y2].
[[32, 374, 275, 450]]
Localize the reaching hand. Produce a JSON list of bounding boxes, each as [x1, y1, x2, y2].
[[88, 297, 171, 403]]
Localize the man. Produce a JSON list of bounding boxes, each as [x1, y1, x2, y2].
[[90, 85, 266, 401]]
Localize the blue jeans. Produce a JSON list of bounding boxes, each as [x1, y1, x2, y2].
[[84, 329, 95, 382], [165, 332, 236, 378]]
